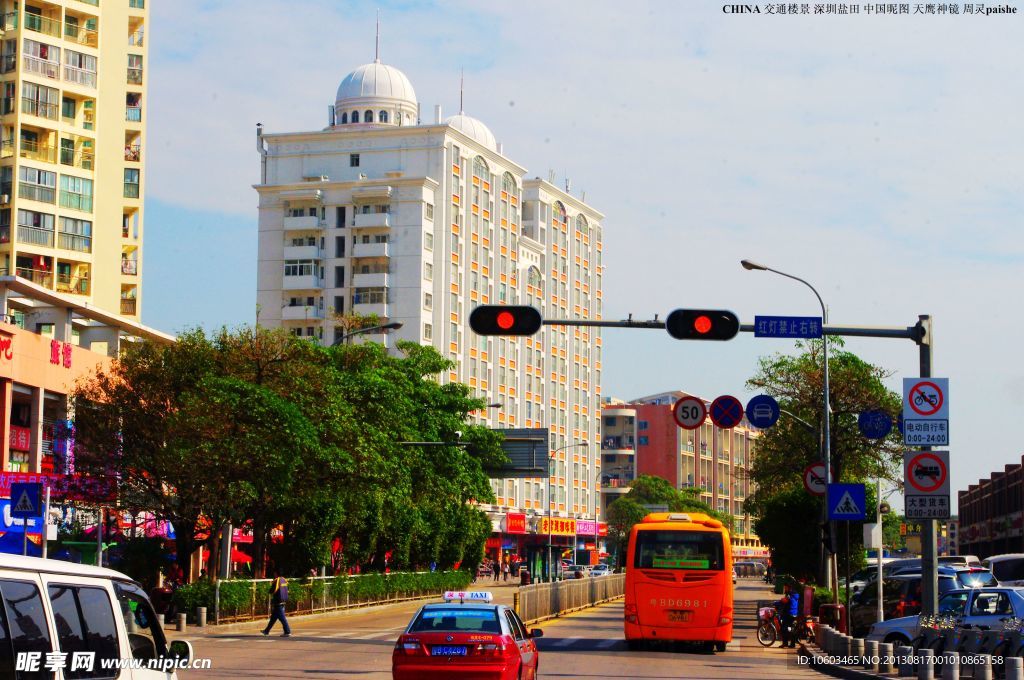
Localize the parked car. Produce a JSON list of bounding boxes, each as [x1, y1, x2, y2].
[[590, 564, 611, 577], [982, 554, 1024, 587], [887, 566, 998, 589], [938, 555, 982, 568], [734, 560, 767, 576], [564, 565, 589, 579], [849, 573, 959, 637], [866, 587, 1024, 647]]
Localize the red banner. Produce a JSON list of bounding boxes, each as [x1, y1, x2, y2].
[[598, 522, 608, 537], [505, 513, 526, 534], [9, 426, 31, 452], [0, 471, 115, 502]]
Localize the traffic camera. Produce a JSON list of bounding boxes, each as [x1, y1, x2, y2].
[[469, 305, 543, 336], [665, 309, 740, 341]]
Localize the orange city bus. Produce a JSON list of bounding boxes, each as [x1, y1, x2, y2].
[[624, 512, 734, 651]]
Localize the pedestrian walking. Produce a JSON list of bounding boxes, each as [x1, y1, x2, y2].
[[502, 559, 510, 582], [262, 569, 292, 637], [493, 559, 501, 582]]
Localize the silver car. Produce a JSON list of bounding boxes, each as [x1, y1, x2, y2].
[[866, 588, 1024, 647]]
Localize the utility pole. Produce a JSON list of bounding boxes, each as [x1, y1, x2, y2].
[[917, 315, 938, 616]]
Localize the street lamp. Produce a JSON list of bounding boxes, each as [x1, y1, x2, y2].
[[547, 441, 588, 582], [332, 321, 403, 346], [741, 259, 833, 590]]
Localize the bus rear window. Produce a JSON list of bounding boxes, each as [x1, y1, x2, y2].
[[634, 530, 724, 570]]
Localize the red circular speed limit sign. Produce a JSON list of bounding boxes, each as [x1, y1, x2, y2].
[[673, 396, 707, 430], [907, 452, 947, 493]]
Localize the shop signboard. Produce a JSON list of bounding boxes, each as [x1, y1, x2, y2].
[[576, 519, 598, 535], [539, 517, 576, 536], [505, 513, 527, 534]]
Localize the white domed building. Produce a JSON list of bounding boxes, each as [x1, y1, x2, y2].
[[255, 54, 606, 575]]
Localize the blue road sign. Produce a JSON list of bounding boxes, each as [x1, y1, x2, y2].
[[858, 410, 893, 440], [745, 395, 780, 428], [827, 483, 866, 521], [10, 483, 41, 519], [710, 395, 744, 429], [754, 316, 824, 339]]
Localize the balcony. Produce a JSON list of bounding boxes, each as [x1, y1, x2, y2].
[[60, 191, 93, 212], [61, 145, 94, 170], [127, 68, 143, 86], [352, 301, 388, 317], [124, 144, 141, 162], [64, 65, 97, 89], [19, 183, 56, 204], [58, 232, 91, 253], [600, 478, 632, 494], [281, 306, 325, 321], [0, 226, 7, 243], [121, 260, 138, 275], [1, 12, 15, 31], [353, 212, 390, 228], [601, 436, 635, 453], [15, 267, 52, 288], [17, 225, 54, 247], [22, 98, 59, 121], [283, 215, 322, 230], [351, 272, 388, 288], [20, 138, 57, 164], [120, 298, 137, 315], [282, 244, 322, 260], [56, 273, 89, 295], [351, 241, 388, 258], [126, 106, 142, 123], [64, 24, 98, 48], [0, 140, 13, 159], [128, 31, 145, 47], [24, 14, 62, 38], [282, 274, 322, 291], [24, 56, 59, 80]]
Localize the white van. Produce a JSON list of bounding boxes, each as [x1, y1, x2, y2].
[[983, 554, 1024, 586], [0, 553, 194, 679]]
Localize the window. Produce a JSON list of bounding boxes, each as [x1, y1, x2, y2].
[[334, 266, 344, 288], [424, 203, 434, 221], [353, 287, 385, 304], [284, 260, 315, 277], [424, 232, 433, 250], [127, 54, 143, 85], [379, 110, 388, 123], [0, 579, 52, 678], [18, 165, 56, 203], [123, 168, 140, 198], [47, 584, 119, 679], [114, 581, 167, 664], [334, 236, 345, 257], [364, 110, 373, 123], [639, 436, 649, 446], [351, 111, 359, 123], [350, 153, 360, 167], [340, 112, 347, 124], [423, 293, 432, 309], [61, 174, 94, 211], [21, 81, 59, 119], [638, 420, 648, 430], [423, 323, 432, 340], [333, 296, 343, 315], [335, 206, 346, 228], [64, 49, 98, 87], [423, 262, 433, 280]]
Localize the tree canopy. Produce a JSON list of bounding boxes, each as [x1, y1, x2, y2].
[[71, 326, 505, 578]]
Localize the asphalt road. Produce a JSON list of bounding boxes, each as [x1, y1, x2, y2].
[[175, 578, 824, 679]]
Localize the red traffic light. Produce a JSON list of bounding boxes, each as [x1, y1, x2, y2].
[[666, 309, 740, 341], [470, 305, 543, 336]]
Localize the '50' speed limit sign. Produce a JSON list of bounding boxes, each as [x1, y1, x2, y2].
[[673, 396, 707, 430]]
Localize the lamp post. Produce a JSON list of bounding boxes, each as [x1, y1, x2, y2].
[[548, 442, 588, 582], [741, 259, 833, 592], [332, 321, 403, 346]]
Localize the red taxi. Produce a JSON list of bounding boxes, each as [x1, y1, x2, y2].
[[392, 591, 543, 679]]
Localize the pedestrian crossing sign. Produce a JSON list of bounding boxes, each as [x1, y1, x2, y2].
[[827, 483, 866, 521], [10, 482, 41, 519]]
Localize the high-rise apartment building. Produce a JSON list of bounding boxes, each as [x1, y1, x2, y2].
[[255, 56, 604, 572], [0, 0, 147, 318]]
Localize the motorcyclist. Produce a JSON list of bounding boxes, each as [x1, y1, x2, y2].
[[777, 583, 800, 648]]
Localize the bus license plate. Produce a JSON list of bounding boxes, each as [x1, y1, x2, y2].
[[432, 645, 467, 656], [668, 610, 693, 623]]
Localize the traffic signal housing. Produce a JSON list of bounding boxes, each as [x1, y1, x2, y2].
[[469, 305, 543, 336], [665, 309, 740, 341]]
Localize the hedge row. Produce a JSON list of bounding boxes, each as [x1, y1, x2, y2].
[[173, 570, 473, 617]]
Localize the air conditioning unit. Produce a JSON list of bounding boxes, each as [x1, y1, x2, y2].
[[0, 194, 9, 205]]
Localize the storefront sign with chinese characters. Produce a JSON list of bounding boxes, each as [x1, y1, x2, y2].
[[505, 513, 526, 534], [49, 340, 72, 369], [539, 517, 576, 536], [576, 519, 598, 535], [8, 426, 31, 452]]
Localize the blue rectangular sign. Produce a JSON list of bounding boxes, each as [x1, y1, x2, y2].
[[10, 482, 41, 519], [754, 316, 823, 339], [827, 483, 866, 521]]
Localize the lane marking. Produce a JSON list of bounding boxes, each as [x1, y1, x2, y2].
[[553, 637, 582, 647], [596, 638, 619, 648]]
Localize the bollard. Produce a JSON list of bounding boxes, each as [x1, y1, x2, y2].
[[823, 628, 832, 653], [842, 634, 853, 657], [975, 654, 993, 680], [1006, 657, 1024, 680], [940, 651, 959, 680], [816, 624, 829, 649], [865, 639, 879, 671], [918, 648, 935, 680], [898, 645, 916, 677], [879, 642, 894, 674], [197, 606, 207, 628], [852, 637, 865, 658], [176, 613, 187, 632]]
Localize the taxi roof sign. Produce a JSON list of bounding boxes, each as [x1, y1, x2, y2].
[[443, 591, 493, 603]]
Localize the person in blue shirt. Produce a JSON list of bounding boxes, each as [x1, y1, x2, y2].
[[778, 583, 800, 648]]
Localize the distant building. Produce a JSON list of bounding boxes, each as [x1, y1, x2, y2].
[[958, 457, 1024, 558], [601, 392, 766, 559]]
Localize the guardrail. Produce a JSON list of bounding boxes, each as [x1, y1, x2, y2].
[[516, 574, 625, 624]]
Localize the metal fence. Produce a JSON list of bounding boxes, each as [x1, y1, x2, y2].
[[516, 574, 625, 624]]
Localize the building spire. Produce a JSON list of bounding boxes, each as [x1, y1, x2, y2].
[[374, 10, 381, 63], [460, 68, 464, 114]]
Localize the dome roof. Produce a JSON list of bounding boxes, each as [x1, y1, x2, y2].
[[446, 113, 497, 152], [336, 61, 416, 105]]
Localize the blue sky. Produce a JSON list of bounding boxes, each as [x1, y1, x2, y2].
[[142, 2, 1023, 509]]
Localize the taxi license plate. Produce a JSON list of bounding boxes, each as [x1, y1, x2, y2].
[[668, 610, 693, 623], [431, 645, 467, 656]]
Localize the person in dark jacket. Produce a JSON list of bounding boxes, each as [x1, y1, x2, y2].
[[262, 569, 292, 637]]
